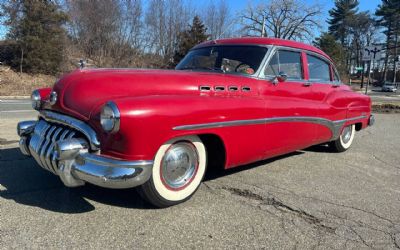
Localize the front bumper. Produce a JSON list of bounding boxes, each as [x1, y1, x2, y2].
[[17, 113, 153, 189]]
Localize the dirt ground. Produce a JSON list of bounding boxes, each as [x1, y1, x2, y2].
[[0, 66, 55, 96]]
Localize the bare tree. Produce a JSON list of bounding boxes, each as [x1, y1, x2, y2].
[[240, 0, 322, 41], [201, 0, 233, 40], [66, 0, 143, 67], [144, 0, 194, 62]]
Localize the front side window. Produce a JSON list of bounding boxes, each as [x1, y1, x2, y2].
[[307, 55, 331, 82], [176, 46, 268, 75], [264, 50, 303, 80]]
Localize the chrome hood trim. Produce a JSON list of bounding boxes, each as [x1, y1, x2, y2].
[[39, 110, 100, 150]]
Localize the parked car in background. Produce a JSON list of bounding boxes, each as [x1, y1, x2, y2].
[[17, 38, 374, 207], [382, 82, 397, 92]]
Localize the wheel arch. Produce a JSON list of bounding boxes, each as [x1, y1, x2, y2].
[[355, 122, 363, 131], [198, 134, 227, 172]]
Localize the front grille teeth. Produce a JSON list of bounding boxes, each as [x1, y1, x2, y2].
[[28, 119, 85, 174], [39, 126, 57, 169], [45, 127, 62, 173]]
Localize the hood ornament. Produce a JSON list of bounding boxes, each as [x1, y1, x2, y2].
[[79, 59, 86, 69]]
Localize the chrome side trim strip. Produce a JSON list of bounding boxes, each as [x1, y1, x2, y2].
[[173, 115, 367, 140], [40, 110, 100, 150]]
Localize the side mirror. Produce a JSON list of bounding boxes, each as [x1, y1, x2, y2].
[[273, 72, 287, 85]]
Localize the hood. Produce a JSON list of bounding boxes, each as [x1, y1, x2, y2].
[[51, 68, 248, 120]]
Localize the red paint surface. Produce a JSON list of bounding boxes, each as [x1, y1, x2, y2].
[[38, 38, 371, 169]]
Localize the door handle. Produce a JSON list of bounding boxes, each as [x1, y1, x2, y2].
[[303, 82, 312, 87]]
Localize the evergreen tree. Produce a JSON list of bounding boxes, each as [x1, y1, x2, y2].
[[328, 0, 359, 46], [173, 16, 208, 66], [2, 0, 67, 74], [375, 0, 400, 81], [314, 33, 347, 76]]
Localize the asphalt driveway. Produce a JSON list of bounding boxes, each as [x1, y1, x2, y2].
[[0, 112, 399, 249]]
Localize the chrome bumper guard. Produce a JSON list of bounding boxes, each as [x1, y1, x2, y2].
[[17, 114, 153, 189], [368, 115, 375, 126]]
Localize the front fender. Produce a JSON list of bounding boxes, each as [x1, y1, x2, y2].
[[98, 95, 265, 166]]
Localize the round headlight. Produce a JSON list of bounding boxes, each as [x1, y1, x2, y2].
[[31, 90, 41, 110], [100, 101, 120, 133]]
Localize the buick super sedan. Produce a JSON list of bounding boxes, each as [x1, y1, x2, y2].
[[17, 38, 374, 207]]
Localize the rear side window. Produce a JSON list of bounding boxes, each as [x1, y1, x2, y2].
[[265, 50, 303, 80], [307, 55, 331, 82]]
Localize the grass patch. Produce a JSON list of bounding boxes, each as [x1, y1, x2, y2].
[[372, 102, 400, 113]]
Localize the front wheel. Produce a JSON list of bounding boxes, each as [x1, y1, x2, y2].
[[329, 124, 355, 152], [139, 135, 207, 208]]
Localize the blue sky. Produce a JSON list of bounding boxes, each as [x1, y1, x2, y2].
[[225, 0, 382, 32], [0, 0, 382, 39], [227, 0, 381, 15]]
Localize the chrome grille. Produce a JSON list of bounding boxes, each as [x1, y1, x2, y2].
[[29, 119, 81, 174]]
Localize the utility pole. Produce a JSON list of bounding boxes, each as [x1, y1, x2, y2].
[[365, 60, 373, 95], [394, 56, 399, 87], [364, 46, 381, 95], [261, 15, 266, 37], [393, 27, 398, 85]]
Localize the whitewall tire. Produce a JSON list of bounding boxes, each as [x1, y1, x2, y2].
[[139, 135, 206, 207], [330, 124, 355, 152]]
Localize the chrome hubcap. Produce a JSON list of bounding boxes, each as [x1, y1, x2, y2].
[[341, 126, 352, 144], [161, 142, 199, 189]]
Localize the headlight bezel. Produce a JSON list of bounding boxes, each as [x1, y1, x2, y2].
[[31, 90, 41, 110], [100, 101, 120, 133]]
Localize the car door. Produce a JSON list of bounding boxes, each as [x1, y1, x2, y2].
[[259, 48, 320, 158], [305, 53, 347, 143]]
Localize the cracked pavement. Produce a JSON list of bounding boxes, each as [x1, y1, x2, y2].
[[0, 112, 399, 249]]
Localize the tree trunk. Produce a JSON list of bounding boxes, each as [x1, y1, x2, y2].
[[383, 21, 392, 82], [20, 47, 24, 74], [360, 61, 365, 88]]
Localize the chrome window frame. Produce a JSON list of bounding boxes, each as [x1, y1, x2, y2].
[[331, 65, 342, 84], [259, 46, 342, 86]]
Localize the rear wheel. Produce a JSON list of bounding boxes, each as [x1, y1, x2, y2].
[[329, 124, 355, 152], [139, 135, 206, 208]]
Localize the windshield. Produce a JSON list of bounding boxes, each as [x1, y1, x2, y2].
[[176, 46, 268, 75]]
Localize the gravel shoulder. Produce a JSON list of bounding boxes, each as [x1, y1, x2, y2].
[[0, 113, 399, 249]]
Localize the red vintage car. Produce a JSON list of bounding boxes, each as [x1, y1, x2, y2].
[[17, 38, 374, 207]]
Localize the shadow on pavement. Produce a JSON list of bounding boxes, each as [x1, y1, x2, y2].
[[204, 151, 304, 181], [0, 147, 151, 213], [1, 145, 320, 212], [302, 144, 338, 153]]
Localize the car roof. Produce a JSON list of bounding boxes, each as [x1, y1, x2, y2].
[[194, 37, 332, 62]]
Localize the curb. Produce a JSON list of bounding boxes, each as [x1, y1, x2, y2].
[[0, 96, 30, 99]]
